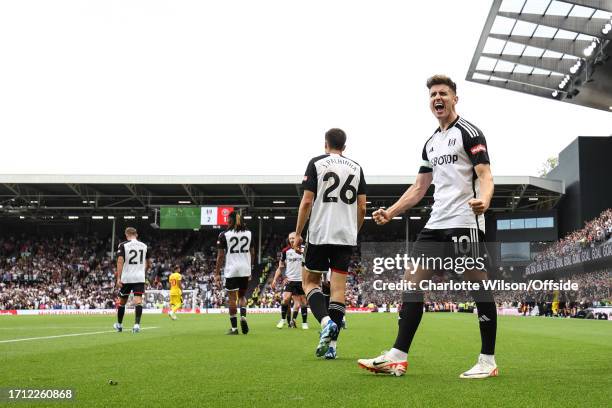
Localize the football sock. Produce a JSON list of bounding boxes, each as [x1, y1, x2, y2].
[[306, 288, 328, 323], [392, 291, 424, 353], [117, 305, 125, 324], [229, 304, 238, 329], [292, 309, 299, 321], [328, 302, 345, 341], [135, 305, 142, 324], [301, 306, 308, 323], [480, 353, 496, 365], [240, 307, 247, 321], [470, 288, 497, 355], [388, 348, 408, 361], [281, 304, 288, 320]]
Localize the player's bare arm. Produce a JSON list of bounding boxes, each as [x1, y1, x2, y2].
[[469, 164, 493, 216], [116, 256, 124, 288], [215, 249, 225, 286], [373, 172, 433, 225], [357, 194, 367, 231], [294, 190, 314, 249], [271, 261, 285, 290], [250, 246, 255, 280]]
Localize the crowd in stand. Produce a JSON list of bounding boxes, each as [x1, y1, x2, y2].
[[0, 233, 229, 310], [535, 208, 612, 262], [1, 222, 611, 315]]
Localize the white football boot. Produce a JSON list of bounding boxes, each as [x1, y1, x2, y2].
[[459, 354, 499, 379], [357, 351, 408, 377]]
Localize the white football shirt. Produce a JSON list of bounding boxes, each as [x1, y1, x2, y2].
[[117, 239, 149, 283], [217, 229, 252, 278], [419, 116, 490, 232], [280, 246, 303, 282], [302, 153, 366, 246]]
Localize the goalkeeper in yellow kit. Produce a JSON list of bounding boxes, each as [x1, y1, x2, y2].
[[168, 266, 182, 320]]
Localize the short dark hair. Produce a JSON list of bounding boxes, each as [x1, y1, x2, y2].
[[426, 75, 457, 94], [325, 128, 346, 150]]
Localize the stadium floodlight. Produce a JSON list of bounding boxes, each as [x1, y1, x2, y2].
[[569, 66, 577, 74], [107, 216, 115, 219], [552, 90, 559, 97], [123, 215, 135, 219], [141, 216, 149, 219], [392, 216, 402, 220], [609, 106, 612, 110], [19, 216, 25, 219], [92, 216, 104, 220], [364, 216, 372, 220], [178, 200, 191, 204], [410, 216, 421, 220], [366, 201, 372, 204], [273, 216, 285, 219], [263, 216, 269, 219], [243, 215, 252, 219], [68, 216, 79, 220], [528, 197, 539, 201], [272, 200, 285, 204]]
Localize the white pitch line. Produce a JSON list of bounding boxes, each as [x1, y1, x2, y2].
[[0, 327, 159, 344]]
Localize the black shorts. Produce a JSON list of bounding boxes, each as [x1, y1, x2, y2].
[[304, 243, 353, 274], [119, 282, 145, 298], [225, 276, 249, 291], [283, 281, 305, 295], [410, 228, 489, 275]]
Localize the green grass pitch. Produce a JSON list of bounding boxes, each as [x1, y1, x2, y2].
[[1, 313, 611, 407]]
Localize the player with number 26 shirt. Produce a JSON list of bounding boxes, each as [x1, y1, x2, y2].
[[294, 128, 367, 360]]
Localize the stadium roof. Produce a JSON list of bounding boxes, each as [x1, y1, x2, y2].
[[0, 174, 564, 218], [467, 0, 612, 112]]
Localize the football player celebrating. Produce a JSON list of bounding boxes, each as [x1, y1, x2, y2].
[[358, 75, 497, 378]]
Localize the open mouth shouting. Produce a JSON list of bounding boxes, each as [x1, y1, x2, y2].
[[434, 101, 445, 114]]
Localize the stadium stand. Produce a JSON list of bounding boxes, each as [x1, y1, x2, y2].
[[1, 194, 611, 318], [1, 228, 610, 315]]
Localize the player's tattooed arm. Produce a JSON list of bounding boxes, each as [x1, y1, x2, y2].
[[469, 164, 493, 216], [374, 172, 432, 225], [294, 190, 314, 249]]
